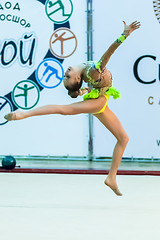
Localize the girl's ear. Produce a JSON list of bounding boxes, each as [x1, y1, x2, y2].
[[76, 75, 81, 83]]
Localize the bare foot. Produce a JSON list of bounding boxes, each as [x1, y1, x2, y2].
[[104, 176, 122, 196], [4, 110, 24, 121]]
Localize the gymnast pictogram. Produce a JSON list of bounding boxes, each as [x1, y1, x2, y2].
[[50, 28, 77, 58], [52, 31, 75, 56], [0, 96, 13, 125], [40, 62, 62, 83], [48, 0, 70, 17], [0, 101, 6, 111], [15, 84, 35, 108], [0, 100, 6, 112]]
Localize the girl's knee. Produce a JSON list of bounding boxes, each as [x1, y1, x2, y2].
[[119, 133, 129, 145], [124, 134, 129, 144]]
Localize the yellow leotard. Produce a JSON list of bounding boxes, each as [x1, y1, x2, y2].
[[83, 87, 121, 114], [95, 94, 109, 114]]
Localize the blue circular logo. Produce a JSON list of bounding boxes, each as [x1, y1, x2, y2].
[[35, 58, 64, 89]]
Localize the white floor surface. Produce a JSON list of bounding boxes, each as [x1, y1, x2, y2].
[[0, 173, 160, 240]]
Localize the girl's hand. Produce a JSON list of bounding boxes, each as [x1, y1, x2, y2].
[[79, 87, 91, 96], [123, 21, 141, 36], [84, 87, 91, 93]]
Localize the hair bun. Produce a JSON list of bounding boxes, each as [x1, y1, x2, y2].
[[68, 90, 79, 98]]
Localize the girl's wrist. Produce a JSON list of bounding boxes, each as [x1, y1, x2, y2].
[[117, 34, 127, 43], [79, 89, 83, 96], [123, 30, 130, 37]]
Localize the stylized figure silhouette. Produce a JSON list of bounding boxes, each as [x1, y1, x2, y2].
[[0, 100, 8, 111], [15, 84, 35, 108], [48, 0, 70, 17], [52, 32, 75, 55], [40, 62, 62, 83]]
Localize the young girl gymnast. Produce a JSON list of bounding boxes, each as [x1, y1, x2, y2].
[[5, 20, 141, 196]]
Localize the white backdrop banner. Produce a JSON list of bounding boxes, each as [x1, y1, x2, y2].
[[1, 0, 159, 159], [93, 0, 160, 158], [0, 0, 88, 156]]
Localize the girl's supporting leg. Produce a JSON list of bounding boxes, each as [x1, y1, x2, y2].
[[94, 106, 129, 196], [4, 96, 107, 121]]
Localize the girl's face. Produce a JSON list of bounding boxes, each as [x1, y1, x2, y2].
[[63, 66, 81, 89]]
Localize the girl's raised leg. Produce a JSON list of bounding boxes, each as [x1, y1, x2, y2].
[[95, 106, 129, 196], [4, 96, 107, 121]]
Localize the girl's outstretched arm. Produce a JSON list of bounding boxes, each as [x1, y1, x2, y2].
[[99, 21, 141, 69], [4, 96, 107, 121]]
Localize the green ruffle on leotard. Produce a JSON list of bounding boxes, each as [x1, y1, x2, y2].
[[107, 87, 121, 99], [83, 89, 99, 101], [83, 87, 121, 101]]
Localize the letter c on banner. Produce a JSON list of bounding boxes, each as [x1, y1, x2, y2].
[[148, 96, 154, 105], [133, 55, 156, 84]]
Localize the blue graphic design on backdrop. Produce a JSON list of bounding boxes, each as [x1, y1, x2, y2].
[[36, 58, 64, 89], [0, 96, 13, 125], [0, 0, 71, 125]]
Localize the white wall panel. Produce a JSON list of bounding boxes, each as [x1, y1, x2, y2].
[[93, 0, 160, 158]]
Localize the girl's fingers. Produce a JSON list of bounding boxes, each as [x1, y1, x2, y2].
[[133, 24, 141, 29], [123, 20, 126, 27], [131, 22, 141, 30], [131, 21, 141, 27], [132, 20, 138, 24]]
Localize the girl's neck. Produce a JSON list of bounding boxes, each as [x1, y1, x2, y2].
[[80, 63, 90, 82]]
